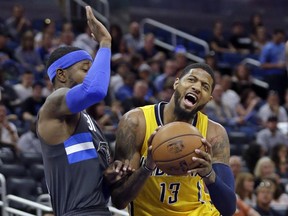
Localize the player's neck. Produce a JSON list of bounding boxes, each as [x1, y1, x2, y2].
[[163, 102, 195, 125]]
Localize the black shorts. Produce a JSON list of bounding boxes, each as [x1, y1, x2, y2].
[[62, 206, 112, 216]]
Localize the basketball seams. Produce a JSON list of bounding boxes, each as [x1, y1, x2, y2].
[[152, 133, 202, 155], [154, 143, 204, 163]]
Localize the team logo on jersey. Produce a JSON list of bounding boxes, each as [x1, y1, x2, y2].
[[64, 132, 98, 164]]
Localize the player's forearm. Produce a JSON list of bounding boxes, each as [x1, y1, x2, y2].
[[205, 163, 236, 216], [111, 165, 152, 209], [66, 47, 111, 113]]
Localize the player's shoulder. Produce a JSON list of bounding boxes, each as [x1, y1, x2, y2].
[[120, 107, 145, 127], [207, 118, 227, 135], [39, 87, 70, 118]]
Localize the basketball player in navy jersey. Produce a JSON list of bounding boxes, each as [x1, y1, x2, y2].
[[37, 6, 131, 216]]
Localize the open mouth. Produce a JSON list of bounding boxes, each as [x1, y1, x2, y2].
[[184, 93, 198, 107]]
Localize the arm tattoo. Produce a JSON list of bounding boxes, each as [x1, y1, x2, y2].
[[210, 132, 230, 164], [116, 118, 139, 160]]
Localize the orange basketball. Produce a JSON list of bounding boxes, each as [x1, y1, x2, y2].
[[151, 121, 206, 176]]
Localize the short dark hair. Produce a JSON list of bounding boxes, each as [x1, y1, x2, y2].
[[46, 46, 82, 83], [178, 63, 216, 91]]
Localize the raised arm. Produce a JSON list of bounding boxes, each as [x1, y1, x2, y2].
[[37, 6, 111, 143], [111, 109, 155, 209]]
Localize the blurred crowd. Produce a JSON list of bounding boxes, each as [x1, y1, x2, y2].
[[0, 3, 288, 216]]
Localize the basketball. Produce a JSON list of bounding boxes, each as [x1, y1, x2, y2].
[[151, 121, 206, 176]]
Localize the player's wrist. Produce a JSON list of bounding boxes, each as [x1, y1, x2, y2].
[[200, 169, 216, 184], [142, 161, 156, 173], [100, 39, 111, 48]]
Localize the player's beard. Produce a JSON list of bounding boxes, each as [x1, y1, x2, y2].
[[173, 90, 205, 121]]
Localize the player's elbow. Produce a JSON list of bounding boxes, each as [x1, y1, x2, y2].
[[93, 87, 107, 100], [223, 194, 237, 216]]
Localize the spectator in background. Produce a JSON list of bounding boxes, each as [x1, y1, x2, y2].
[[235, 172, 257, 207], [86, 101, 121, 136], [115, 71, 136, 102], [259, 29, 287, 101], [13, 70, 34, 105], [269, 177, 288, 210], [21, 82, 46, 123], [0, 103, 18, 149], [204, 84, 241, 132], [235, 88, 262, 130], [204, 52, 220, 73], [73, 22, 98, 57], [257, 90, 288, 124], [153, 59, 177, 92], [42, 75, 53, 97], [248, 13, 263, 35], [253, 179, 282, 216], [137, 63, 157, 101], [110, 61, 130, 97], [221, 75, 240, 111], [156, 76, 174, 102], [138, 33, 160, 61], [5, 4, 31, 42], [234, 196, 260, 216], [231, 63, 269, 100], [174, 45, 189, 75], [14, 30, 45, 80], [0, 30, 15, 60], [254, 157, 279, 187], [210, 20, 235, 56], [34, 18, 56, 49], [123, 21, 143, 54], [256, 116, 288, 154], [37, 31, 55, 64], [204, 84, 243, 131], [58, 22, 75, 47], [0, 69, 18, 113], [109, 24, 123, 54], [229, 155, 243, 179], [251, 25, 268, 54], [243, 143, 265, 174], [17, 119, 41, 154], [121, 80, 153, 113], [270, 144, 288, 179], [229, 21, 254, 54]]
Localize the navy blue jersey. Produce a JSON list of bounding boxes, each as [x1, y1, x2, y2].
[[39, 112, 112, 216]]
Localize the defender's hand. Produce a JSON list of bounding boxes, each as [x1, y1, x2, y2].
[[85, 6, 111, 47], [104, 160, 134, 185]]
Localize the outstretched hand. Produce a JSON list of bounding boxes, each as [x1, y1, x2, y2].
[[85, 6, 111, 47], [103, 160, 134, 185]]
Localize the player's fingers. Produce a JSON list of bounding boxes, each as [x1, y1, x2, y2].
[[194, 149, 211, 162], [201, 138, 212, 154], [122, 159, 131, 172], [86, 6, 93, 20], [113, 160, 123, 172], [147, 130, 158, 146]]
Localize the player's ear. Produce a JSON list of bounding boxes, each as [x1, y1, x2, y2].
[[56, 68, 67, 83], [209, 95, 213, 101], [173, 78, 179, 90]]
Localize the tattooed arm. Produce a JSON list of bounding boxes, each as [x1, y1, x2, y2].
[[205, 120, 236, 216], [110, 108, 154, 209]]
